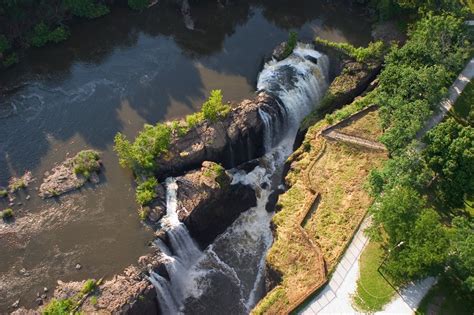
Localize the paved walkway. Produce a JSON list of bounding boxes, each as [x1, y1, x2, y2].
[[299, 219, 371, 314], [324, 131, 387, 152], [418, 58, 474, 138]]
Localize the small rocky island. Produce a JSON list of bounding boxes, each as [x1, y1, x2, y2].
[[39, 150, 102, 198]]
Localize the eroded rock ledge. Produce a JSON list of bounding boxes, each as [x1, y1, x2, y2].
[[153, 92, 283, 179]]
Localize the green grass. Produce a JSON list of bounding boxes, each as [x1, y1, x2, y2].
[[416, 277, 473, 315], [353, 241, 396, 312], [452, 81, 473, 123]]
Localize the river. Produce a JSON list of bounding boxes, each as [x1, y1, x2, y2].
[[0, 0, 372, 311]]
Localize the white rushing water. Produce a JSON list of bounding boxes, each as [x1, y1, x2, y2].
[[150, 43, 329, 314]]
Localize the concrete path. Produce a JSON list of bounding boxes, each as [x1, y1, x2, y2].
[[324, 131, 387, 152], [298, 215, 436, 315], [299, 219, 371, 314], [418, 58, 474, 138]]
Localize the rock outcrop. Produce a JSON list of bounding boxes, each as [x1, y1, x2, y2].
[[39, 150, 101, 198], [154, 92, 284, 179], [148, 161, 257, 246], [176, 161, 257, 245]]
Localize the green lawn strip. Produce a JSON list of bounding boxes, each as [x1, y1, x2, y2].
[[353, 241, 396, 312]]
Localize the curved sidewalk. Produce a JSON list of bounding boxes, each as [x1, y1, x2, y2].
[[299, 219, 371, 314]]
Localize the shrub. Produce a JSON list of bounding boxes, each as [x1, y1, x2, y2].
[[185, 112, 204, 129], [283, 31, 298, 58], [29, 22, 69, 47], [201, 90, 231, 122], [114, 123, 172, 173], [3, 53, 18, 67], [64, 0, 110, 18], [9, 178, 26, 192], [0, 189, 7, 198], [72, 150, 100, 178], [0, 35, 10, 54], [128, 0, 149, 10], [90, 296, 98, 305], [42, 298, 74, 315], [136, 177, 158, 205], [139, 207, 150, 221], [0, 208, 13, 219], [315, 37, 385, 62], [81, 279, 96, 295]]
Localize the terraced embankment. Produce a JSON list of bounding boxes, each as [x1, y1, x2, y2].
[[253, 100, 387, 314]]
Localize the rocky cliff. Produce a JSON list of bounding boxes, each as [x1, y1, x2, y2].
[[153, 92, 284, 179]]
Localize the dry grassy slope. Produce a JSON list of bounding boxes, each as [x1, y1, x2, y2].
[[252, 105, 386, 315]]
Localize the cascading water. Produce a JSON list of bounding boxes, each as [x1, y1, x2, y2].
[[151, 43, 329, 314]]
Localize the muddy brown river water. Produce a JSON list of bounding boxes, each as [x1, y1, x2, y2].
[[0, 0, 372, 311]]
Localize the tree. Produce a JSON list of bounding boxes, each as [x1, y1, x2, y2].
[[449, 216, 474, 293], [371, 186, 425, 245], [424, 119, 474, 208], [387, 208, 449, 279]]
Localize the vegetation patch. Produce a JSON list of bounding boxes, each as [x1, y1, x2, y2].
[[353, 241, 396, 312], [8, 171, 32, 193], [315, 37, 386, 63], [0, 189, 8, 198], [42, 278, 98, 314], [72, 150, 101, 179], [135, 177, 158, 206], [64, 0, 110, 19], [29, 22, 70, 48], [128, 0, 150, 11], [283, 31, 298, 58], [0, 208, 14, 220]]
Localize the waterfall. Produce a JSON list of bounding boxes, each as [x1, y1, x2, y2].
[[257, 43, 329, 148], [150, 43, 329, 314], [150, 178, 203, 314]]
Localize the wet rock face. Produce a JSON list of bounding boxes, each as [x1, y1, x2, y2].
[[272, 42, 289, 61], [175, 161, 257, 246], [154, 92, 283, 180]]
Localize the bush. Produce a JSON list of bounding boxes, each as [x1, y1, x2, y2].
[[64, 0, 110, 18], [3, 53, 18, 67], [114, 123, 172, 173], [29, 22, 69, 47], [0, 208, 13, 219], [72, 150, 100, 178], [0, 35, 10, 54], [283, 31, 298, 58], [315, 37, 385, 62], [42, 298, 74, 315], [185, 112, 204, 129], [0, 189, 7, 198], [128, 0, 149, 10], [201, 90, 231, 122], [136, 177, 158, 205], [81, 279, 96, 295]]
